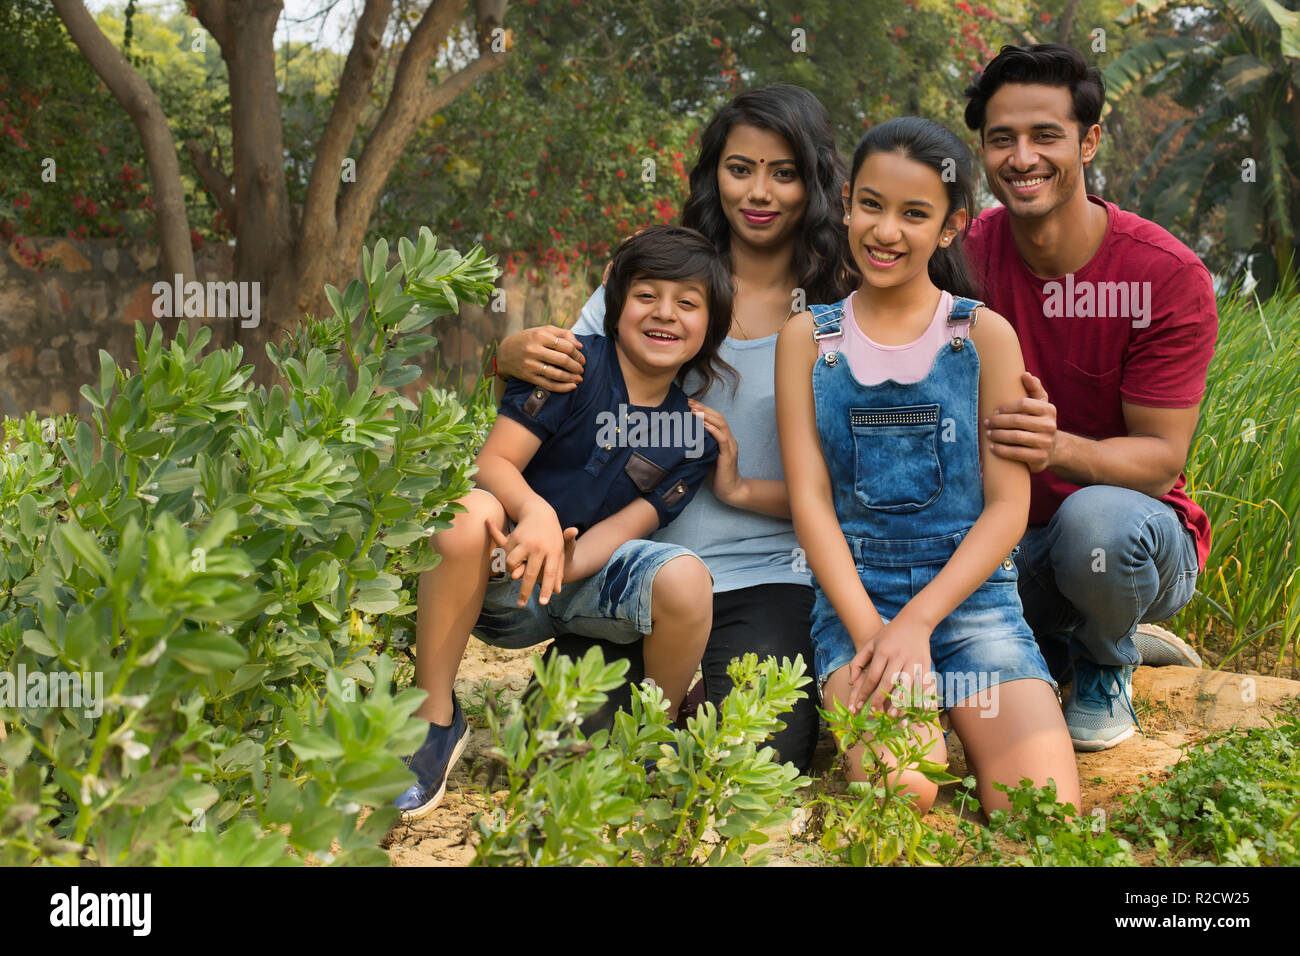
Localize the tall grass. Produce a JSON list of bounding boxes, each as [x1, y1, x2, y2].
[[1176, 274, 1300, 674]]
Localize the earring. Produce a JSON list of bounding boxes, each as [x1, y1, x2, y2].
[[843, 214, 851, 223]]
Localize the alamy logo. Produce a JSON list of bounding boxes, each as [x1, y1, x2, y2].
[[49, 886, 151, 936], [595, 404, 707, 459], [1042, 273, 1151, 328], [0, 666, 103, 718], [152, 273, 261, 328]]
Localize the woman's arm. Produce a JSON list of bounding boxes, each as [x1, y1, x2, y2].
[[491, 287, 607, 399], [775, 313, 885, 644], [848, 308, 1031, 710]]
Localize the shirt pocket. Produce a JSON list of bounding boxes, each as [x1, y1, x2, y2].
[[1061, 361, 1123, 438], [850, 403, 943, 513]]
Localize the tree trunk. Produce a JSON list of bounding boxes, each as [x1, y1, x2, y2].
[[52, 0, 195, 284]]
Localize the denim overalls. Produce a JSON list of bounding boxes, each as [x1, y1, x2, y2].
[[805, 295, 1055, 710]]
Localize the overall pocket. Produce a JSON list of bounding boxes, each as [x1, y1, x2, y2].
[[850, 403, 943, 512]]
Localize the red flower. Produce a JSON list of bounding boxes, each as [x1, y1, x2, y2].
[[528, 189, 538, 198], [615, 169, 626, 178], [1040, 12, 1051, 22]]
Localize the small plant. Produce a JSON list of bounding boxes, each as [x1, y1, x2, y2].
[[808, 699, 958, 866], [1115, 706, 1300, 865], [471, 648, 811, 866]]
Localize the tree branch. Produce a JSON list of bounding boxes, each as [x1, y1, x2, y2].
[[1058, 0, 1082, 44], [184, 139, 237, 229], [52, 0, 195, 281], [334, 0, 502, 256], [192, 0, 233, 50], [299, 0, 394, 247]]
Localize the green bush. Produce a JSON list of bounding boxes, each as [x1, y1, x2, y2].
[[471, 648, 811, 866], [0, 229, 495, 865]]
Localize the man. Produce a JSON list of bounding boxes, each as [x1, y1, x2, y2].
[[962, 43, 1218, 751]]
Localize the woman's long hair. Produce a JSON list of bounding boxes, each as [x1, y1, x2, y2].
[[680, 85, 854, 306], [846, 117, 980, 301]]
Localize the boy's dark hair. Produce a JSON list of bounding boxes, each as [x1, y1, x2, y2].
[[603, 226, 737, 397], [964, 43, 1105, 142], [681, 84, 855, 304], [847, 117, 980, 301]]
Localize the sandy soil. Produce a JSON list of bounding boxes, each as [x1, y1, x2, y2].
[[383, 639, 1300, 866]]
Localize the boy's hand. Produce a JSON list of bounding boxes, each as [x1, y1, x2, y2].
[[485, 503, 571, 607], [847, 614, 935, 717]]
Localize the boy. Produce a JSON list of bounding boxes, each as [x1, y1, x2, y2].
[[396, 226, 732, 819]]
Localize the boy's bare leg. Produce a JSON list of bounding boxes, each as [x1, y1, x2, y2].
[[414, 489, 504, 724], [641, 554, 713, 716]]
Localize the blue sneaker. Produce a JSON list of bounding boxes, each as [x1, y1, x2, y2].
[[394, 697, 470, 822], [1064, 659, 1141, 752]]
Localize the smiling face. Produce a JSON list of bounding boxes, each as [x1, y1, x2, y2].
[[613, 275, 710, 377], [715, 123, 808, 252], [979, 82, 1099, 220], [842, 150, 965, 291]]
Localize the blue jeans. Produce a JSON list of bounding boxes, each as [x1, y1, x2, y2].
[[474, 538, 700, 649], [1014, 485, 1200, 674]]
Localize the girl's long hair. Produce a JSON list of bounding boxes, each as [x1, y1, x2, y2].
[[680, 85, 855, 306], [846, 117, 981, 301]]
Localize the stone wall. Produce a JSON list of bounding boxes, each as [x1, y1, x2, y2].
[[0, 236, 593, 419]]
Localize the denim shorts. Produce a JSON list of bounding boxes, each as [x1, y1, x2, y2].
[[473, 538, 702, 650], [810, 555, 1057, 711]]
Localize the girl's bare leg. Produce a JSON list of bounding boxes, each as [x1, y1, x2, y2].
[[822, 666, 947, 814], [947, 678, 1081, 816]]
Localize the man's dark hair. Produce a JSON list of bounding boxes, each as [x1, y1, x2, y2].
[[603, 226, 737, 397], [964, 43, 1105, 141]]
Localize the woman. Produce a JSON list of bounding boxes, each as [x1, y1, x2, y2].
[[492, 85, 853, 772]]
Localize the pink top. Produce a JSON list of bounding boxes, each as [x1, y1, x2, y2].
[[817, 290, 973, 384]]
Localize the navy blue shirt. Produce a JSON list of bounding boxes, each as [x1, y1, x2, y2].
[[498, 334, 719, 534]]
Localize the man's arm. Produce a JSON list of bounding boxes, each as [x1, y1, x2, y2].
[[986, 372, 1200, 498]]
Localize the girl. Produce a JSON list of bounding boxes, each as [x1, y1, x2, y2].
[[774, 117, 1080, 814], [493, 86, 854, 773]]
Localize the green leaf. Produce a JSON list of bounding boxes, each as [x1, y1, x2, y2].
[[169, 632, 248, 674]]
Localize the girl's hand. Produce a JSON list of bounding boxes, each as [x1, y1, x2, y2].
[[689, 399, 745, 505], [485, 503, 573, 607], [495, 326, 585, 392], [847, 614, 935, 717]]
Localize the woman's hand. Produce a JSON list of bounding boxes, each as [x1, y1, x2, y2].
[[847, 611, 935, 717], [485, 501, 576, 607], [689, 398, 745, 505], [495, 326, 586, 392]]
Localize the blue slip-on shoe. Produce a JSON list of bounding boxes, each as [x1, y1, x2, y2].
[[1134, 623, 1203, 668], [1064, 658, 1141, 752], [394, 696, 470, 822]]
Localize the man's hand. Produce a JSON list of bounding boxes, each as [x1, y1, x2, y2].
[[495, 325, 586, 392], [986, 371, 1058, 473]]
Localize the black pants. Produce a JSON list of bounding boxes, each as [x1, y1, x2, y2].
[[542, 583, 819, 774]]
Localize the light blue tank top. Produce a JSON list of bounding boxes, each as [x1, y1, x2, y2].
[[572, 287, 811, 593]]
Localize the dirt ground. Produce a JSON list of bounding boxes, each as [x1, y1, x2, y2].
[[383, 638, 1300, 867]]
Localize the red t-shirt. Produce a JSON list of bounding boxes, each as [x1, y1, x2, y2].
[[964, 196, 1217, 570]]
